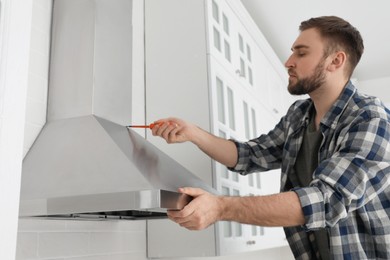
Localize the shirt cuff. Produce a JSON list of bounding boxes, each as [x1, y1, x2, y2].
[[293, 186, 326, 230], [227, 139, 250, 174]]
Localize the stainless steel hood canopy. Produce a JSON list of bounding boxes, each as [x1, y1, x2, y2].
[[19, 0, 215, 220]]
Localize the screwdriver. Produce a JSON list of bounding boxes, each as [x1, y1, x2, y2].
[[126, 122, 177, 129], [126, 122, 170, 129], [126, 123, 159, 129]]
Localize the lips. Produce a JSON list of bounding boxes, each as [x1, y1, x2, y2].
[[288, 70, 298, 81], [288, 69, 297, 78]]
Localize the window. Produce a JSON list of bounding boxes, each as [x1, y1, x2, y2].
[[256, 173, 261, 189], [212, 1, 219, 23], [246, 44, 252, 62], [213, 27, 221, 51], [227, 87, 235, 130], [234, 222, 242, 236], [248, 174, 254, 186], [243, 101, 250, 139], [237, 34, 254, 86], [232, 172, 239, 182], [240, 58, 246, 77], [251, 107, 257, 137], [248, 66, 253, 86], [224, 40, 231, 62], [223, 13, 229, 35], [238, 33, 244, 53], [216, 77, 225, 124]]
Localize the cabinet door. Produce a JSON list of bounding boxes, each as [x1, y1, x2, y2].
[[207, 0, 275, 112], [145, 0, 217, 258], [208, 57, 287, 254], [207, 0, 260, 89], [206, 0, 235, 72], [266, 66, 288, 121]]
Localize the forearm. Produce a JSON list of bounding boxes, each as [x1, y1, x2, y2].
[[152, 118, 238, 168], [191, 126, 237, 168], [219, 191, 305, 227]]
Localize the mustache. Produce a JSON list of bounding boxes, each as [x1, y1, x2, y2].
[[288, 69, 297, 76]]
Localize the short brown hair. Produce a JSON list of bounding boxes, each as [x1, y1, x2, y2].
[[300, 16, 364, 78]]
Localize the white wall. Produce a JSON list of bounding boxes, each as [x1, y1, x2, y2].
[[22, 0, 52, 158], [17, 0, 151, 259], [17, 219, 148, 259], [357, 76, 390, 107], [0, 0, 33, 259], [16, 0, 294, 259]]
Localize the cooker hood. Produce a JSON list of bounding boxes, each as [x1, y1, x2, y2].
[[19, 0, 215, 220]]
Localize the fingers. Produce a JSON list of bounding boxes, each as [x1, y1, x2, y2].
[[167, 208, 194, 224], [151, 119, 184, 143], [167, 208, 208, 230], [167, 188, 219, 230], [151, 121, 171, 135], [178, 187, 205, 197], [156, 122, 175, 138]]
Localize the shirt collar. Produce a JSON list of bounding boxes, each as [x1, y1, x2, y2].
[[320, 81, 356, 130]]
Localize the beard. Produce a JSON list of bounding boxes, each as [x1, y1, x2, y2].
[[287, 59, 326, 95]]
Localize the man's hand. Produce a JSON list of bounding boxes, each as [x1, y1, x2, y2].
[[151, 117, 238, 168], [151, 118, 196, 144], [167, 187, 223, 230]]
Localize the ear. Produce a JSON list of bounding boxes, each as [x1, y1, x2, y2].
[[327, 51, 347, 72]]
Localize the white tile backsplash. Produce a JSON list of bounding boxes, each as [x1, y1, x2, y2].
[[65, 219, 145, 233], [66, 252, 147, 260], [17, 219, 148, 260], [88, 231, 146, 254], [18, 219, 67, 232], [15, 232, 38, 260], [38, 232, 90, 258]]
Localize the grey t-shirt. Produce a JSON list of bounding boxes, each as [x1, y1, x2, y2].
[[294, 112, 330, 260]]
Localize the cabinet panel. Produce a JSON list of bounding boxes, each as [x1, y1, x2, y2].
[[145, 0, 289, 257], [207, 0, 272, 109], [208, 58, 287, 254], [145, 1, 216, 257], [145, 0, 212, 185]]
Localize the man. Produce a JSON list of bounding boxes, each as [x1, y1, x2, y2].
[[151, 16, 390, 259]]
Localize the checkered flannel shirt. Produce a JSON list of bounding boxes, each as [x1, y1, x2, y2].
[[229, 82, 390, 259]]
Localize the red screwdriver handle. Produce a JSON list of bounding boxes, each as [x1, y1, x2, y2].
[[127, 122, 167, 128]]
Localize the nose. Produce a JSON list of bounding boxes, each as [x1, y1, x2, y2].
[[284, 54, 295, 68]]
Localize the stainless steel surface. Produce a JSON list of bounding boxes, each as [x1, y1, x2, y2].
[[47, 190, 192, 214], [20, 0, 216, 219], [20, 190, 192, 220]]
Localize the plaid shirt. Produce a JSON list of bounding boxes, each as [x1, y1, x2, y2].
[[229, 82, 390, 259]]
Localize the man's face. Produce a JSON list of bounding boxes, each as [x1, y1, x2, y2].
[[285, 28, 328, 95]]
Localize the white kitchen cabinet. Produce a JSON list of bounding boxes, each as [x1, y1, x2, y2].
[[145, 0, 290, 257], [207, 0, 272, 109], [209, 56, 287, 254]]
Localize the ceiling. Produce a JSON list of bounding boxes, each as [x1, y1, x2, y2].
[[240, 0, 390, 82]]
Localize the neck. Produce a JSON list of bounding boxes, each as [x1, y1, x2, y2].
[[309, 78, 349, 128]]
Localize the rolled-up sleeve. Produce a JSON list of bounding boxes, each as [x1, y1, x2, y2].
[[227, 132, 285, 174], [227, 114, 289, 174], [293, 186, 327, 230], [228, 140, 251, 173]]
